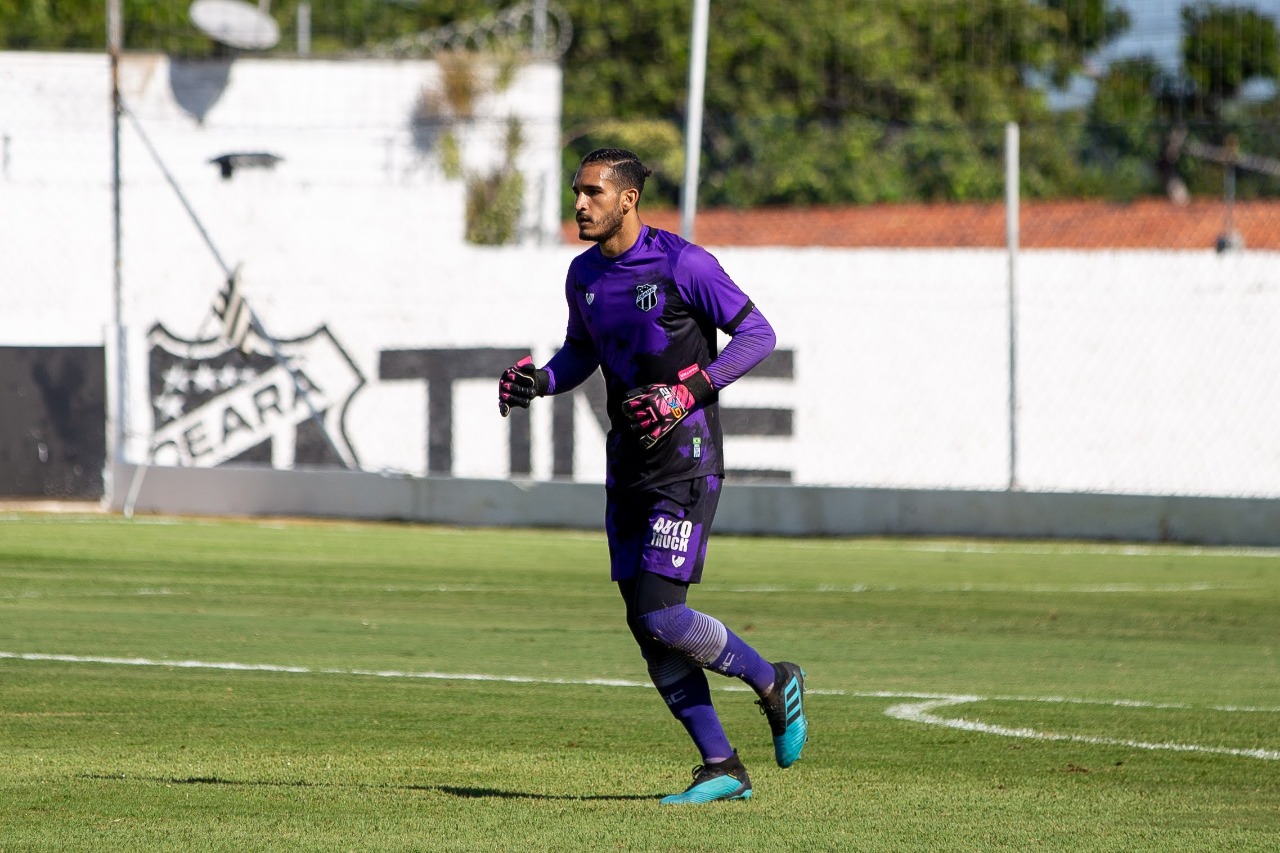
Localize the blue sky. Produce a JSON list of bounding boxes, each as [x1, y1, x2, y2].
[[1100, 0, 1280, 71], [1046, 0, 1280, 107]]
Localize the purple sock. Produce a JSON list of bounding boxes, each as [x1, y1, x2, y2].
[[648, 654, 733, 763], [710, 628, 776, 696], [641, 604, 777, 696]]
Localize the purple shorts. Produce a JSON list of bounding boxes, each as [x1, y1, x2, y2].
[[605, 475, 722, 584]]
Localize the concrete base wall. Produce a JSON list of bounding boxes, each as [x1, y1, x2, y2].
[[107, 462, 1280, 547]]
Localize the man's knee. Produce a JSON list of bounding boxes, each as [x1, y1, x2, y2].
[[639, 604, 727, 664]]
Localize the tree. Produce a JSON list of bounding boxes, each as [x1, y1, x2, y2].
[[1078, 5, 1280, 204], [2, 0, 1150, 205], [1084, 58, 1171, 199], [1046, 0, 1131, 55], [1182, 3, 1280, 111], [558, 0, 1133, 205]]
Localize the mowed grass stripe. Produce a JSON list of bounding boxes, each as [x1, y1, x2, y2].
[[4, 649, 1278, 763], [1, 513, 1278, 851]]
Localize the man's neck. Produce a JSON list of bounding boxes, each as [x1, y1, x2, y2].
[[599, 218, 644, 258]]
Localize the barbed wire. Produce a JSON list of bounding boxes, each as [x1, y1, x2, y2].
[[368, 1, 572, 60]]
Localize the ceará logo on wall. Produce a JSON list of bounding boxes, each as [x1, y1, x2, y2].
[[146, 323, 364, 469]]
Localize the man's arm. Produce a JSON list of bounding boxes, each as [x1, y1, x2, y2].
[[497, 336, 599, 416], [621, 305, 774, 448], [498, 266, 601, 415], [542, 336, 600, 395], [704, 304, 775, 390]]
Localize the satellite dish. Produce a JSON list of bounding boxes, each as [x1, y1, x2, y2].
[[190, 0, 280, 51]]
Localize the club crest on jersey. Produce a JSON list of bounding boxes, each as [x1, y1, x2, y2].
[[636, 282, 658, 312], [585, 291, 595, 305]]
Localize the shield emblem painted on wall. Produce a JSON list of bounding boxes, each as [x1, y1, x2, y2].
[[636, 282, 658, 312], [145, 323, 364, 470]]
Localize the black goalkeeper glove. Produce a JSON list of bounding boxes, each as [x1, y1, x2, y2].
[[498, 356, 550, 416], [621, 364, 716, 449]]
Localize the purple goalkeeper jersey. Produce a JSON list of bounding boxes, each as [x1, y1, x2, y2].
[[546, 226, 770, 491]]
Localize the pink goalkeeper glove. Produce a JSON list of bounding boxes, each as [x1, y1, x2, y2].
[[498, 356, 549, 416], [621, 364, 716, 449]]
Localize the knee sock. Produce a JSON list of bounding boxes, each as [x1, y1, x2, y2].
[[640, 604, 776, 696], [646, 650, 733, 763]]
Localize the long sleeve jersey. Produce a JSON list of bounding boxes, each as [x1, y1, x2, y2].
[[543, 225, 775, 491]]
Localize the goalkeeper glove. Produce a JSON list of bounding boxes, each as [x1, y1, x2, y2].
[[621, 364, 716, 449], [498, 356, 549, 416]]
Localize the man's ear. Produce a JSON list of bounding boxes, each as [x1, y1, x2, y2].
[[620, 186, 640, 214]]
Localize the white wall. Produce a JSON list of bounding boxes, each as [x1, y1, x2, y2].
[[1, 51, 562, 347], [5, 52, 1280, 501], [106, 461, 1280, 548]]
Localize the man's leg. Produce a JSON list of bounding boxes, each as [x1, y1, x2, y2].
[[634, 576, 776, 696], [627, 476, 809, 769], [639, 585, 810, 769], [620, 575, 734, 764], [620, 575, 752, 805], [609, 477, 806, 797], [630, 477, 776, 697]]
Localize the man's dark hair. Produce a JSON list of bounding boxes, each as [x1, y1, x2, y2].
[[581, 148, 653, 197]]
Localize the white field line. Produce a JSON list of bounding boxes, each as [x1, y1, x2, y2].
[[3, 650, 1277, 761], [715, 582, 1257, 594], [765, 540, 1280, 559], [6, 584, 1250, 600], [885, 697, 1280, 761], [0, 585, 526, 599], [0, 651, 645, 687], [0, 589, 187, 600]]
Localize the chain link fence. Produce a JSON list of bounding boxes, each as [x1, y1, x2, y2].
[[3, 0, 1280, 501]]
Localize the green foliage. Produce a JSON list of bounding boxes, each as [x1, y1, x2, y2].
[[560, 0, 1124, 205], [562, 118, 684, 215], [0, 0, 100, 49], [697, 117, 908, 206], [437, 130, 463, 180], [1, 516, 1278, 850], [6, 1, 1279, 204], [1045, 0, 1132, 58], [1183, 4, 1280, 104], [1083, 58, 1169, 198], [409, 48, 525, 244], [435, 49, 484, 118], [1078, 9, 1280, 203], [465, 117, 525, 245], [465, 167, 523, 244]]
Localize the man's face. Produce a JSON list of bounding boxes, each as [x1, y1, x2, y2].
[[572, 162, 629, 244]]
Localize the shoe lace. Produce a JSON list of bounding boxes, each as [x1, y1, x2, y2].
[[688, 764, 713, 784]]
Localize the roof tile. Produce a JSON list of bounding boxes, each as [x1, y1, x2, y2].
[[562, 199, 1280, 249]]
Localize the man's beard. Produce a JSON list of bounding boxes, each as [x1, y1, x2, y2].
[[578, 202, 625, 243]]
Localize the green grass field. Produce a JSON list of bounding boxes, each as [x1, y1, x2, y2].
[[1, 511, 1277, 851]]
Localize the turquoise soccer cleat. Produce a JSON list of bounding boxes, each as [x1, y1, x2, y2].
[[757, 662, 808, 768], [659, 752, 752, 805]]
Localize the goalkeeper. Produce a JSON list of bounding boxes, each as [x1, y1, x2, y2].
[[497, 148, 807, 805]]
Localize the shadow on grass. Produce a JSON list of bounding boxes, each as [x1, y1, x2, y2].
[[417, 784, 657, 802], [78, 773, 658, 802]]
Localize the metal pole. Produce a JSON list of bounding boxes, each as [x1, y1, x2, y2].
[[680, 0, 709, 241], [297, 2, 311, 56], [1005, 121, 1020, 491], [532, 0, 547, 55], [107, 0, 127, 483]]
